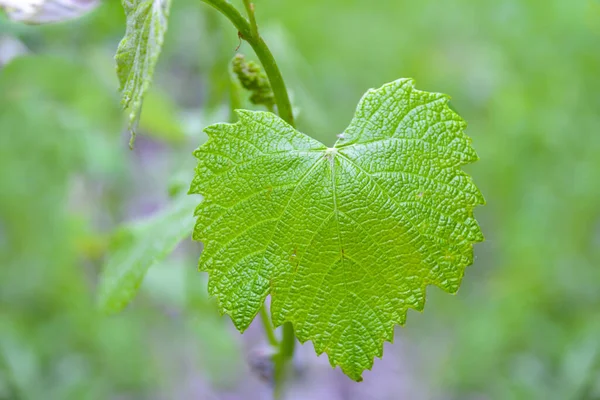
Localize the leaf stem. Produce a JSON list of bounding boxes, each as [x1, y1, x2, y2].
[[281, 323, 295, 359], [273, 323, 296, 398], [259, 305, 278, 347], [200, 0, 295, 127]]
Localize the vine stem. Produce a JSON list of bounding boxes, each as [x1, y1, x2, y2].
[[200, 0, 296, 397], [242, 0, 259, 39], [259, 305, 278, 347], [274, 322, 296, 398], [200, 0, 295, 128]]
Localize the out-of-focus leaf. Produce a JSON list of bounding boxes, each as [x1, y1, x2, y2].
[[115, 0, 172, 147], [97, 195, 196, 314]]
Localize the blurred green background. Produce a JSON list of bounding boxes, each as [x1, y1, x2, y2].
[[1, 0, 599, 399]]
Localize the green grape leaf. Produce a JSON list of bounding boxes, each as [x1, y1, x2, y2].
[[97, 195, 196, 314], [115, 0, 172, 148], [189, 79, 484, 380]]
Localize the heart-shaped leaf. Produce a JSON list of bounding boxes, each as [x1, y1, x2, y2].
[[189, 79, 484, 380]]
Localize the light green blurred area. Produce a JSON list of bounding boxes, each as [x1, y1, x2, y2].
[[0, 0, 599, 399]]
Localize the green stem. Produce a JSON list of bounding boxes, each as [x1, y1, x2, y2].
[[273, 323, 296, 398], [200, 0, 296, 127], [280, 323, 295, 359], [242, 0, 259, 39], [259, 305, 278, 347]]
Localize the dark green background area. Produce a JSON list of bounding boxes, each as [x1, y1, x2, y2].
[[1, 1, 599, 399]]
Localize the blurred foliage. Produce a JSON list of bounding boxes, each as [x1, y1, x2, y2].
[[1, 0, 599, 399], [97, 194, 196, 315]]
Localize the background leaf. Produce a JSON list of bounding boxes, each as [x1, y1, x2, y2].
[[97, 195, 196, 314], [115, 0, 172, 146]]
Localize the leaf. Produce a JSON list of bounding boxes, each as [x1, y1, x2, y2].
[[189, 79, 484, 380], [115, 0, 172, 148], [97, 195, 196, 314]]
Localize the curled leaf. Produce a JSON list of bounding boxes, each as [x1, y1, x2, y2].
[[115, 0, 172, 148]]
